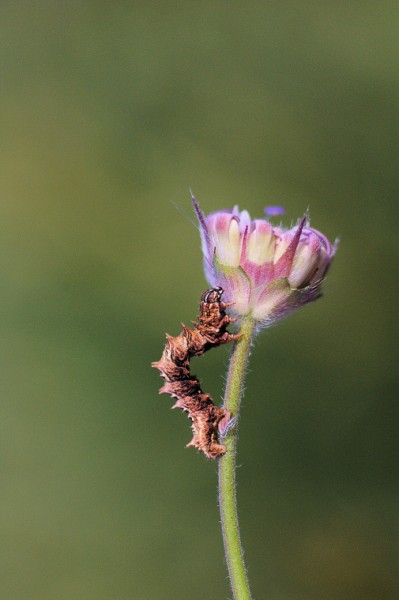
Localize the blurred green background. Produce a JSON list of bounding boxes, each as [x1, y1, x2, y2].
[[0, 2, 397, 599]]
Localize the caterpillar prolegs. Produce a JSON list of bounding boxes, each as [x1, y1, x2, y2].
[[152, 287, 240, 459]]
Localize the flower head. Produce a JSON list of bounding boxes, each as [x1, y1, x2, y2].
[[193, 197, 337, 326]]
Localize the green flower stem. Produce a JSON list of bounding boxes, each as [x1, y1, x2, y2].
[[219, 317, 256, 600]]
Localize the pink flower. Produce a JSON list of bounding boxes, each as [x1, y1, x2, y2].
[[193, 197, 337, 326]]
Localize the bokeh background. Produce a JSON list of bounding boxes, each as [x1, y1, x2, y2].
[[1, 2, 397, 599]]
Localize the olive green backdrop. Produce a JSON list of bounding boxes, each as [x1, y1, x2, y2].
[[0, 2, 397, 599]]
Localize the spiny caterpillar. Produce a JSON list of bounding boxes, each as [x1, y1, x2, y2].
[[152, 287, 240, 459]]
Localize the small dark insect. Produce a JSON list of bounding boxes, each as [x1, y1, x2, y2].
[[152, 288, 240, 459]]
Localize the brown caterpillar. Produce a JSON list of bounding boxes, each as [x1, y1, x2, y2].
[[152, 287, 240, 459]]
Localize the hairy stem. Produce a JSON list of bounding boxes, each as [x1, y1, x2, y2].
[[218, 317, 256, 600]]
